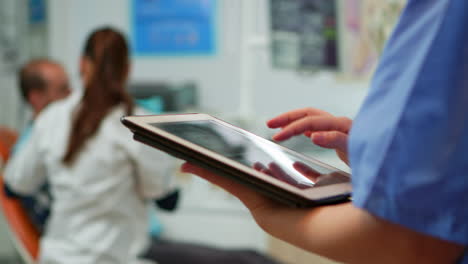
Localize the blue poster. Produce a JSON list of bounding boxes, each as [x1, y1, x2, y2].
[[29, 0, 47, 24], [131, 0, 217, 56]]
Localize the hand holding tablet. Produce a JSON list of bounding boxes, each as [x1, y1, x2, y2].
[[121, 113, 351, 207]]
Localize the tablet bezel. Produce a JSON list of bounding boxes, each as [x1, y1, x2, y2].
[[122, 113, 352, 206]]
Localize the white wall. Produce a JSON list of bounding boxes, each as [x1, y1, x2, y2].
[[0, 0, 30, 130], [48, 0, 370, 123], [48, 0, 243, 115]]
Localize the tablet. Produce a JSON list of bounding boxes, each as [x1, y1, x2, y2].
[[121, 113, 351, 207]]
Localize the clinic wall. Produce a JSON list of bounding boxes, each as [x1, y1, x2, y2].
[[0, 0, 30, 130], [48, 0, 242, 115], [248, 0, 369, 120], [48, 0, 369, 122]]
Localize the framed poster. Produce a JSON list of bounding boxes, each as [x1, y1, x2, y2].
[[342, 0, 406, 77], [131, 0, 217, 56], [270, 0, 338, 70], [28, 0, 47, 24]]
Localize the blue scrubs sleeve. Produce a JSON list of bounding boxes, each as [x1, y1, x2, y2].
[[349, 0, 468, 259], [10, 123, 32, 155]]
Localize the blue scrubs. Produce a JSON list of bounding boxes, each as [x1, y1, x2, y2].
[[11, 122, 33, 155], [349, 0, 468, 261]]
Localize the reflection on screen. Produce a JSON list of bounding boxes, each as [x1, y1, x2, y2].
[[151, 120, 349, 190]]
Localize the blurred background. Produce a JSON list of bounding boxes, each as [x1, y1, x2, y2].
[[0, 0, 405, 263]]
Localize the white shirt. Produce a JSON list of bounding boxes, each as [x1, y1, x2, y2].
[[5, 91, 176, 264]]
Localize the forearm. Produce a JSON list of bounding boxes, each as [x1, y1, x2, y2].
[[258, 203, 464, 264], [181, 163, 464, 263], [4, 145, 46, 195]]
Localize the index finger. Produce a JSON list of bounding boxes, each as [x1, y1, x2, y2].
[[267, 108, 332, 129], [272, 116, 352, 141]]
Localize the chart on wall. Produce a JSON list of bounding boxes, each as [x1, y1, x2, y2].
[[343, 0, 406, 77], [131, 0, 217, 56], [270, 0, 338, 71]]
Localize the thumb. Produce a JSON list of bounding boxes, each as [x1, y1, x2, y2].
[[311, 131, 348, 154]]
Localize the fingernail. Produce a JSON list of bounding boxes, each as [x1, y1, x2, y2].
[[271, 134, 280, 141], [312, 133, 325, 144], [273, 132, 288, 141]]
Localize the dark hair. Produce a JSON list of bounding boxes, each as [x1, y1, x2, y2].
[[18, 59, 57, 101], [63, 27, 134, 165]]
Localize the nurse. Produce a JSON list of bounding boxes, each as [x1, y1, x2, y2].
[[182, 0, 468, 263]]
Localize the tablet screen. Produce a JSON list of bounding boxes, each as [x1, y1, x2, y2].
[[151, 120, 349, 190]]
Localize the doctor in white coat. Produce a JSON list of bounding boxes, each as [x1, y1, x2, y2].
[[5, 27, 176, 264]]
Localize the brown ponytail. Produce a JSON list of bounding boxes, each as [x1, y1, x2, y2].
[[63, 27, 134, 165]]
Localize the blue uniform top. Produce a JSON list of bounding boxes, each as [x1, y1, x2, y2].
[[11, 122, 33, 155], [349, 0, 468, 262]]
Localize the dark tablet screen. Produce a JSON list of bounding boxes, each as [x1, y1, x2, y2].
[[151, 120, 349, 190]]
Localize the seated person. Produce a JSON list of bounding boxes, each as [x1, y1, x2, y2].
[[4, 59, 70, 233], [4, 58, 181, 237]]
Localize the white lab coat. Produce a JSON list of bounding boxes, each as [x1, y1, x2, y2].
[[5, 91, 176, 264]]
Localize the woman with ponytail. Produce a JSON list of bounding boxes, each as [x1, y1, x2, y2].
[[4, 27, 178, 264], [63, 27, 135, 165]]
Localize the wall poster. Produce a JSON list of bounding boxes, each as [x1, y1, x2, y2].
[[131, 0, 217, 56], [270, 0, 338, 70], [343, 0, 406, 77]]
